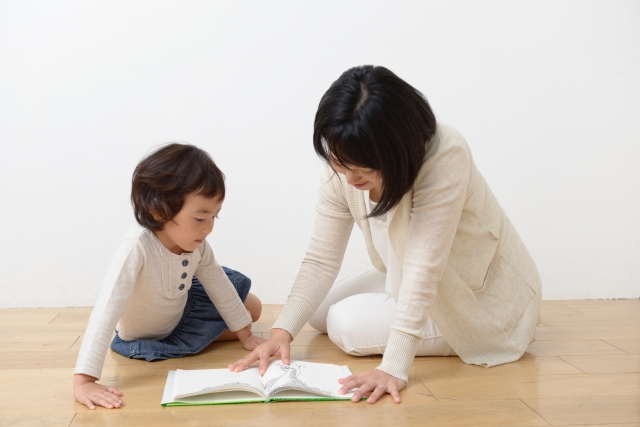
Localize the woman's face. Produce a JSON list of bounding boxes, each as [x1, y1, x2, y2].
[[329, 156, 383, 195]]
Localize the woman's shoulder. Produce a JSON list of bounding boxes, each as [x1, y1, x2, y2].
[[416, 122, 474, 177], [425, 122, 472, 160]]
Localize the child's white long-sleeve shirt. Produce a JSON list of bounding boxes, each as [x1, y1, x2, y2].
[[74, 226, 252, 380]]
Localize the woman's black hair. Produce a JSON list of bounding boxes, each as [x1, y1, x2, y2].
[[131, 143, 225, 230], [313, 65, 437, 217]]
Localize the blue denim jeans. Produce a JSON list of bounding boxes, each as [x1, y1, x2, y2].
[[109, 266, 251, 361]]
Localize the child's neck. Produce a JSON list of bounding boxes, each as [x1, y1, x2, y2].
[[152, 229, 191, 255]]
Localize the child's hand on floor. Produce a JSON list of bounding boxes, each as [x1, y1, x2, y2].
[[234, 325, 266, 351], [74, 373, 123, 410], [242, 334, 266, 351]]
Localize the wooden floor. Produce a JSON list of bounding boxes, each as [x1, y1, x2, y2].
[[1, 300, 639, 427]]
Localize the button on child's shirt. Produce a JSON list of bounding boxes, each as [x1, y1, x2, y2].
[[181, 272, 188, 279], [179, 284, 185, 290], [182, 260, 189, 266]]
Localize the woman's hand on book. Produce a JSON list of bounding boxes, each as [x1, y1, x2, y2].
[[73, 373, 123, 410], [228, 328, 292, 376], [337, 369, 406, 404]]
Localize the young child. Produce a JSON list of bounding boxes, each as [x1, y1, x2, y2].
[[73, 143, 264, 409]]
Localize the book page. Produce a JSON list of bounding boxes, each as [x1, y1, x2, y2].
[[173, 367, 266, 399], [161, 371, 178, 405], [262, 360, 354, 399]]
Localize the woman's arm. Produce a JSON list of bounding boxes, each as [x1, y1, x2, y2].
[[271, 165, 355, 336], [230, 165, 355, 373], [379, 129, 472, 380], [335, 129, 473, 403]]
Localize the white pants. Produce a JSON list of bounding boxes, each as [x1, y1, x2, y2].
[[309, 269, 456, 357]]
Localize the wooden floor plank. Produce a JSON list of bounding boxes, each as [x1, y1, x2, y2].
[[539, 305, 584, 317], [3, 300, 639, 426], [541, 300, 640, 305], [257, 309, 275, 322], [251, 308, 314, 333], [525, 339, 627, 357], [250, 320, 276, 333], [399, 353, 583, 379], [564, 303, 640, 314], [1, 322, 87, 337], [522, 396, 640, 425], [535, 325, 640, 341], [555, 424, 640, 427], [603, 338, 640, 355], [422, 372, 640, 401], [271, 309, 282, 318], [559, 354, 640, 374], [49, 308, 93, 325], [288, 344, 374, 363], [3, 413, 76, 427], [70, 399, 548, 427], [0, 368, 79, 418], [0, 332, 80, 352], [0, 350, 78, 369], [0, 308, 60, 325], [541, 313, 640, 327], [263, 331, 335, 346]]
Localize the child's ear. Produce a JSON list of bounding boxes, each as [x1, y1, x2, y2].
[[150, 210, 162, 222]]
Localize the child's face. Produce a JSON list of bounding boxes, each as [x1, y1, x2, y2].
[[153, 192, 223, 255]]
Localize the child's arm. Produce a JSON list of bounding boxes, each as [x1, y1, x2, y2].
[[235, 325, 266, 351], [74, 238, 144, 409], [195, 243, 255, 339]]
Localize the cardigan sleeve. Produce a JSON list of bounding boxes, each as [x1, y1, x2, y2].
[[377, 131, 472, 381], [271, 165, 355, 337], [74, 238, 144, 379]]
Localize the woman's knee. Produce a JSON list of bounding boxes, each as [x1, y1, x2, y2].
[[325, 308, 362, 355], [325, 301, 361, 338], [325, 293, 396, 355], [308, 316, 326, 333]]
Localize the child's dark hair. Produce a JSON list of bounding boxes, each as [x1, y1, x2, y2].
[[131, 143, 225, 230], [313, 65, 436, 218]]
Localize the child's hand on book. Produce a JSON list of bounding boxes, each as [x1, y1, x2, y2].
[[73, 373, 123, 410], [242, 334, 266, 351]]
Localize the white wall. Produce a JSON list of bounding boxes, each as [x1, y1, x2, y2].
[[0, 0, 638, 308]]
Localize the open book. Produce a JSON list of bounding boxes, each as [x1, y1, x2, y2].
[[161, 360, 359, 406]]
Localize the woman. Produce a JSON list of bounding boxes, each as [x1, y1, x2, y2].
[[230, 65, 541, 404]]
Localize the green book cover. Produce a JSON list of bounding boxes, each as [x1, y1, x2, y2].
[[161, 360, 361, 406]]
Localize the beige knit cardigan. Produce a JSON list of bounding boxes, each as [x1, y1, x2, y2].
[[273, 122, 542, 381]]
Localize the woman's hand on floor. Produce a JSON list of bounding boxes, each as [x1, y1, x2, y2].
[[338, 369, 406, 404], [73, 373, 123, 409], [228, 328, 292, 375]]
